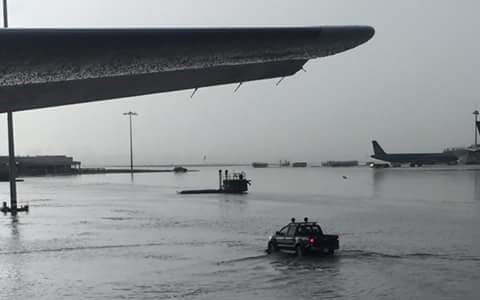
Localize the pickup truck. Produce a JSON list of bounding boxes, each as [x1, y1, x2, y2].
[[267, 218, 339, 256]]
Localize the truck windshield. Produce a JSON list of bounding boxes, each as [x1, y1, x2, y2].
[[279, 226, 288, 235]]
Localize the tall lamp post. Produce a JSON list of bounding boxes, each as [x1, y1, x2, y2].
[[474, 110, 479, 147], [3, 0, 18, 214], [123, 112, 138, 174]]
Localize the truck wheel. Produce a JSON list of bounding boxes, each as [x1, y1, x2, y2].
[[295, 245, 304, 257], [267, 242, 278, 254], [327, 248, 334, 256]]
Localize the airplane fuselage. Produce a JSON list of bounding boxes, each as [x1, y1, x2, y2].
[[371, 153, 458, 165], [370, 140, 458, 166]]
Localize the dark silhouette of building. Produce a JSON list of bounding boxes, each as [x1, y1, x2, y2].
[[0, 155, 80, 179]]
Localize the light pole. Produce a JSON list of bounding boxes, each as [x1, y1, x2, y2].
[[3, 0, 18, 214], [3, 0, 8, 28], [123, 112, 138, 174], [474, 110, 479, 147]]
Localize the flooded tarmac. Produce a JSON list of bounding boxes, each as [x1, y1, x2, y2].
[[1, 166, 480, 299]]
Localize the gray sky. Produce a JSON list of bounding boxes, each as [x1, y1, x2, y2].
[[1, 0, 479, 165]]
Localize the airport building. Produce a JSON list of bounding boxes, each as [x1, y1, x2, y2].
[[0, 155, 81, 179], [321, 160, 359, 167], [443, 147, 480, 165], [442, 113, 480, 165]]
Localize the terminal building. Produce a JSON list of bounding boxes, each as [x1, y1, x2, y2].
[[443, 116, 480, 165], [442, 113, 480, 165], [0, 155, 81, 180], [443, 147, 480, 165], [321, 160, 359, 167]]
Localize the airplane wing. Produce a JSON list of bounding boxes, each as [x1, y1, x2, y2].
[[0, 26, 374, 112]]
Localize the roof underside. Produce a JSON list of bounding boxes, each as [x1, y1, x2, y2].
[[0, 26, 374, 112]]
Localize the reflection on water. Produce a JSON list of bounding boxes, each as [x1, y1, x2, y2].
[[474, 171, 480, 201], [2, 215, 29, 299], [1, 166, 480, 299], [372, 166, 480, 202], [266, 255, 343, 299]]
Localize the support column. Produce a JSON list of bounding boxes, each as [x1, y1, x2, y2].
[[123, 111, 137, 174], [474, 110, 479, 147], [7, 111, 17, 212], [129, 114, 133, 174]]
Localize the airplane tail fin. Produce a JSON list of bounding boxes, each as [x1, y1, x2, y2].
[[372, 140, 386, 155]]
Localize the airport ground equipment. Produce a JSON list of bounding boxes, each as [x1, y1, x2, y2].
[[179, 170, 250, 194]]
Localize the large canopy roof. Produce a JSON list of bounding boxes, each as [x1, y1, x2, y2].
[[0, 26, 374, 112]]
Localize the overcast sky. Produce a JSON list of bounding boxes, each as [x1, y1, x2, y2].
[[0, 0, 479, 166]]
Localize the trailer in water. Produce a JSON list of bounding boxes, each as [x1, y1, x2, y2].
[[179, 170, 251, 194]]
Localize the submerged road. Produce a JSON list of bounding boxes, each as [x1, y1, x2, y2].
[[1, 166, 479, 299]]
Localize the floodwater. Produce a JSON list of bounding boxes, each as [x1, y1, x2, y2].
[[1, 166, 480, 299]]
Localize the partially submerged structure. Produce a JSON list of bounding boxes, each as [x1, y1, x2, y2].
[[252, 162, 269, 168], [0, 156, 80, 179], [179, 170, 251, 194], [322, 160, 359, 167], [292, 162, 308, 168]]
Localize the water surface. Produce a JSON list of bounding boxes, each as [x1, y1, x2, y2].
[[1, 166, 479, 299]]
